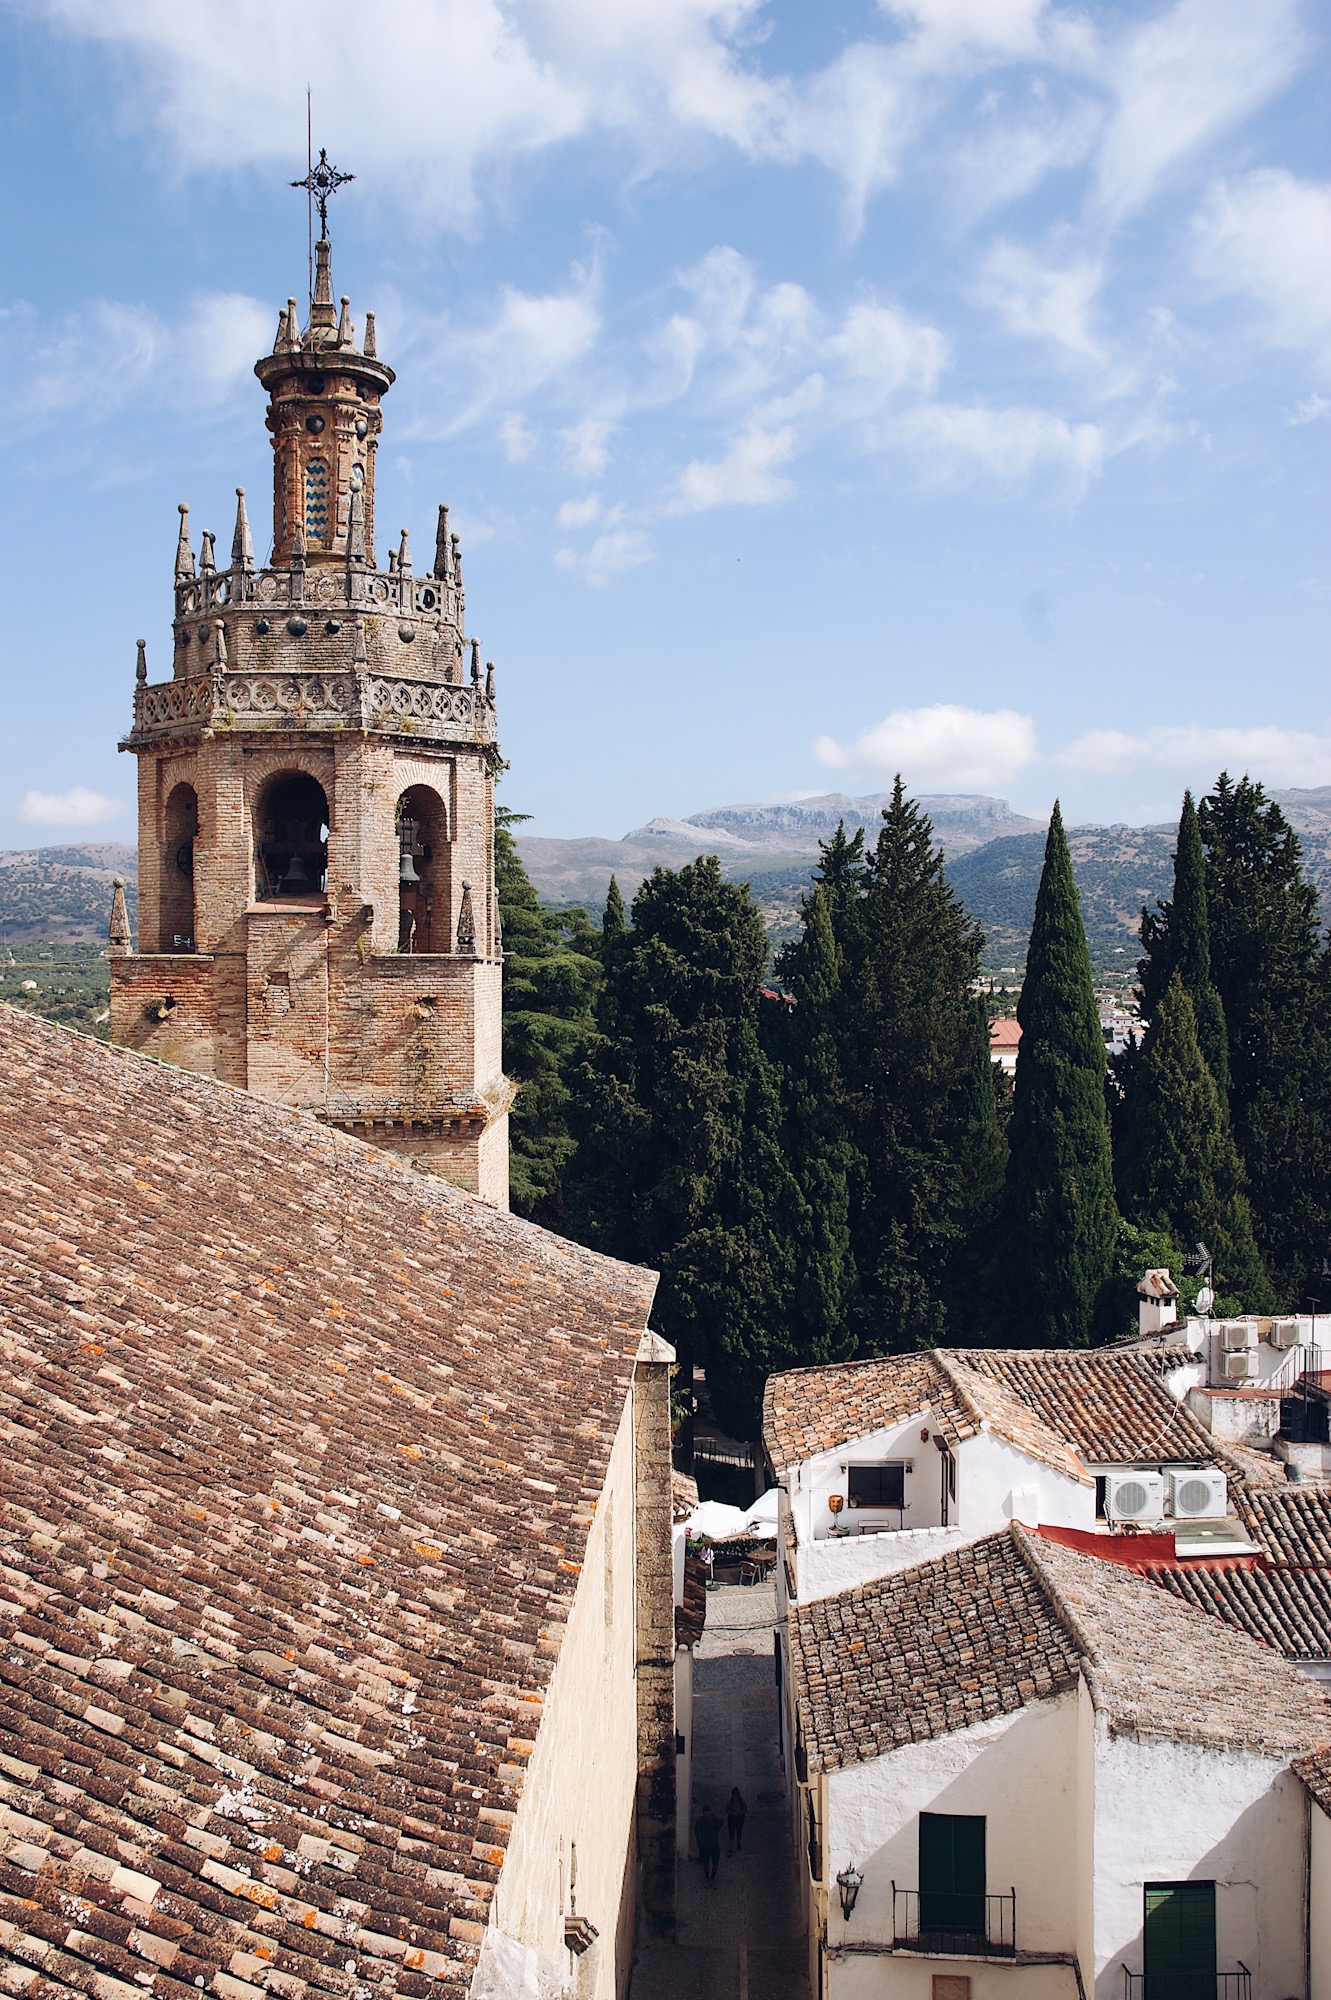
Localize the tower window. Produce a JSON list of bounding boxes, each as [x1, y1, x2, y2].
[[305, 413, 326, 434], [396, 785, 450, 953], [254, 772, 329, 900], [163, 782, 198, 953], [305, 459, 330, 541]]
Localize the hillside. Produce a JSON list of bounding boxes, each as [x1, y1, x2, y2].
[[0, 843, 138, 945]]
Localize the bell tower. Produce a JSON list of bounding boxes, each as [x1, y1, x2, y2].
[[109, 206, 511, 1205]]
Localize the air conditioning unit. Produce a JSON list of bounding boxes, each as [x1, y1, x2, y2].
[[1105, 1472, 1166, 1524], [1219, 1321, 1257, 1352], [1221, 1349, 1258, 1381], [1168, 1469, 1228, 1519], [1269, 1317, 1303, 1351]]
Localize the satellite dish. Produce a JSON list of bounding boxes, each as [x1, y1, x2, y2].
[[1195, 1286, 1214, 1316]]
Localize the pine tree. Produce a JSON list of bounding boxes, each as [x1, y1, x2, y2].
[[998, 802, 1118, 1345], [494, 809, 601, 1219], [1198, 774, 1326, 1298], [1118, 974, 1271, 1309]]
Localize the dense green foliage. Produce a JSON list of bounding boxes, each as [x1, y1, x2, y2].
[[561, 856, 812, 1433], [774, 783, 1004, 1354], [1117, 975, 1271, 1307], [494, 810, 601, 1220], [996, 804, 1118, 1346]]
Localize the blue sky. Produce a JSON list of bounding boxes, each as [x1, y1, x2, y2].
[[0, 0, 1327, 847]]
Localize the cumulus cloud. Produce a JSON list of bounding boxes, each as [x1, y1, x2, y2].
[[414, 276, 602, 432], [816, 704, 1039, 792], [559, 418, 615, 476], [18, 788, 125, 827], [1060, 723, 1331, 790], [891, 401, 1105, 492], [555, 493, 603, 528], [671, 412, 801, 512], [555, 525, 654, 586], [1192, 169, 1331, 373], [497, 411, 538, 462], [978, 243, 1105, 360]]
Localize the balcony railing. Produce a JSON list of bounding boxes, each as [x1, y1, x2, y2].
[[1122, 1967, 1252, 1998], [891, 1885, 1016, 1956]]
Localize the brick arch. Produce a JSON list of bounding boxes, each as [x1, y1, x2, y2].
[[249, 761, 333, 903], [396, 782, 452, 954]]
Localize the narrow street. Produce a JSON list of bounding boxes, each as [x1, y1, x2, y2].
[[630, 1585, 812, 2000]]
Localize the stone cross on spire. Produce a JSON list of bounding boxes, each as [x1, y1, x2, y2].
[[291, 148, 354, 242]]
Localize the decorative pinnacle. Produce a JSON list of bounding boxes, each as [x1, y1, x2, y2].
[[470, 639, 481, 684], [346, 482, 366, 565], [199, 530, 216, 576], [211, 620, 228, 669], [174, 503, 194, 582], [108, 877, 132, 956], [337, 295, 353, 346], [291, 148, 354, 241], [231, 488, 254, 572], [363, 311, 377, 359], [434, 505, 451, 580], [397, 528, 412, 575], [135, 640, 148, 685], [484, 661, 495, 702]]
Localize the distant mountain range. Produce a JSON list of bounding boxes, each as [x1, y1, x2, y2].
[[4, 788, 1328, 974]]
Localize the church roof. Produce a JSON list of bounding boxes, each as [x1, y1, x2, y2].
[[790, 1524, 1331, 1775], [0, 1006, 656, 1997]]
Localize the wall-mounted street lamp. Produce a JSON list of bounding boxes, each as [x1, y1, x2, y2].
[[836, 1864, 863, 1919]]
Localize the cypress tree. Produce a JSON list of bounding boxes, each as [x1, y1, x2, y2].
[[998, 802, 1118, 1345], [1119, 974, 1271, 1309], [494, 809, 601, 1219], [1199, 774, 1326, 1298], [563, 857, 809, 1433], [1137, 791, 1229, 1096]]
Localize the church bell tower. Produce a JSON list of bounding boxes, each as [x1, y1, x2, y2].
[[109, 210, 510, 1205]]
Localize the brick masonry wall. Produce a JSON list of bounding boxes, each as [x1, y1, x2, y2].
[[633, 1332, 678, 1940]]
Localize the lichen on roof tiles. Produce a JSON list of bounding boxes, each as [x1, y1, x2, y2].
[[790, 1525, 1331, 1775], [0, 1005, 657, 1996]]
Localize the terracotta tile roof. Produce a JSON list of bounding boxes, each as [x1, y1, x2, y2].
[[1139, 1562, 1331, 1662], [789, 1532, 1082, 1772], [764, 1346, 1217, 1484], [674, 1555, 708, 1650], [1235, 1487, 1331, 1564], [1295, 1747, 1331, 1815], [950, 1348, 1223, 1468], [1133, 1488, 1331, 1662], [790, 1526, 1331, 1774], [0, 1007, 657, 1996], [762, 1355, 977, 1475]]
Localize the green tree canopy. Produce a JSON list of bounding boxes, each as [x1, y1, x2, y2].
[[997, 801, 1118, 1345], [1117, 974, 1271, 1310], [495, 809, 601, 1220]]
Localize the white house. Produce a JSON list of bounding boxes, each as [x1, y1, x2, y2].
[[787, 1524, 1331, 2000], [762, 1346, 1268, 1612], [1300, 1749, 1331, 2000]]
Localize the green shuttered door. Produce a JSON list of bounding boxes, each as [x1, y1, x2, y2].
[[919, 1812, 985, 1936], [1143, 1881, 1216, 1998]]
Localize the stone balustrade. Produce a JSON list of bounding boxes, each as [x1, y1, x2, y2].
[[125, 670, 495, 747]]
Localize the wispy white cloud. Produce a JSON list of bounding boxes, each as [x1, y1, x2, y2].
[[978, 242, 1105, 360], [1093, 0, 1303, 220], [18, 787, 125, 827], [890, 401, 1105, 493], [1060, 722, 1331, 790], [555, 493, 604, 529], [671, 412, 800, 512], [497, 411, 538, 462], [559, 417, 615, 476], [1291, 393, 1330, 427], [10, 290, 271, 429], [555, 524, 654, 587], [411, 273, 602, 432], [816, 704, 1039, 791], [1192, 169, 1331, 374]]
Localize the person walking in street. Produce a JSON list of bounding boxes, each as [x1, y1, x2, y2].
[[726, 1786, 748, 1856], [695, 1805, 721, 1883]]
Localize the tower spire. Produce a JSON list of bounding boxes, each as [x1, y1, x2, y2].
[[434, 505, 451, 580], [175, 504, 194, 581], [231, 488, 254, 572]]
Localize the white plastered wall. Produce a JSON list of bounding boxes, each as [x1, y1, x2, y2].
[[787, 1421, 1092, 1606], [472, 1398, 639, 2000], [1311, 1796, 1331, 2000], [1091, 1729, 1308, 2000], [822, 1689, 1084, 2000]]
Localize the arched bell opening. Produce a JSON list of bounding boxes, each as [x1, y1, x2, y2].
[[254, 771, 329, 900], [396, 785, 450, 953], [162, 782, 198, 952]]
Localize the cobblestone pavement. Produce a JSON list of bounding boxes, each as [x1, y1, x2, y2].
[[629, 1585, 812, 2000]]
